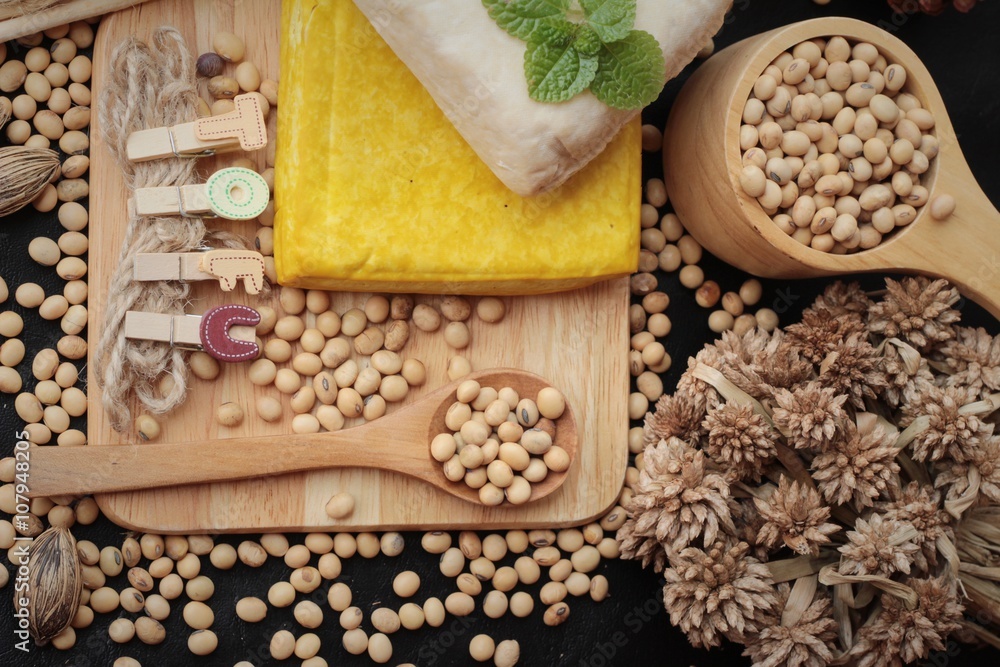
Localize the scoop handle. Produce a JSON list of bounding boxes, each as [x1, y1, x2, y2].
[[889, 142, 1000, 320], [26, 428, 430, 497]]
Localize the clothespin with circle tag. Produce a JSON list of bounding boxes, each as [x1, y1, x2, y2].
[[132, 167, 270, 221], [126, 93, 267, 162]]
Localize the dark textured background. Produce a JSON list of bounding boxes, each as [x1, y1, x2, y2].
[[2, 0, 1000, 665]]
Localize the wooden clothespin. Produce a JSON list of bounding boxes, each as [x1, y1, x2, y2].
[[133, 249, 266, 295], [126, 93, 267, 162], [133, 167, 270, 221], [124, 305, 261, 363]]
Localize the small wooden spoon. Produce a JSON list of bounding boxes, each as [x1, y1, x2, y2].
[[27, 369, 577, 505], [664, 17, 1000, 317]]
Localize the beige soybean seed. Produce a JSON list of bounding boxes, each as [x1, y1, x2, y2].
[[290, 566, 323, 593], [457, 572, 483, 596], [39, 295, 69, 321], [544, 601, 571, 626], [371, 350, 403, 375], [393, 571, 420, 598], [29, 237, 61, 266], [183, 601, 214, 630], [236, 597, 267, 623], [109, 618, 136, 643], [99, 546, 124, 577], [379, 374, 408, 402], [270, 630, 296, 660], [371, 607, 401, 634], [566, 571, 592, 597], [483, 590, 508, 619], [421, 531, 451, 554], [328, 582, 353, 611], [439, 547, 466, 577], [254, 396, 281, 423], [368, 633, 393, 664], [343, 628, 369, 655], [16, 283, 45, 308], [340, 606, 363, 630], [411, 303, 441, 332], [185, 576, 214, 602], [274, 368, 302, 395], [445, 592, 475, 616], [294, 600, 324, 629], [295, 633, 321, 660], [216, 402, 244, 427], [188, 352, 220, 381], [929, 194, 956, 220]]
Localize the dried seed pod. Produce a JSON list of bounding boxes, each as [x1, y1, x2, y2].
[[25, 526, 82, 644], [0, 147, 60, 217]]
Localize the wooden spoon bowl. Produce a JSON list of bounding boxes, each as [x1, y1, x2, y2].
[[664, 17, 1000, 317], [28, 368, 577, 506]]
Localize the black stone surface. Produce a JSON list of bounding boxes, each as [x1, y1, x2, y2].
[[2, 1, 999, 665]]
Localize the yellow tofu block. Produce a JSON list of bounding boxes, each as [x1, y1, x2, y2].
[[275, 0, 640, 295]]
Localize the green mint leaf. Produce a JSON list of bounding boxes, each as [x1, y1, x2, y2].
[[580, 0, 636, 43], [483, 0, 572, 41], [574, 24, 602, 57], [524, 38, 599, 103], [533, 19, 576, 47], [590, 29, 665, 110]]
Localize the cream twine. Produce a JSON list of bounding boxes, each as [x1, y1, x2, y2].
[[97, 28, 249, 431]]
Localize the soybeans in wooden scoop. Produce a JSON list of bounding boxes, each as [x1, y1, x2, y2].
[[663, 17, 1000, 318], [27, 369, 577, 506]]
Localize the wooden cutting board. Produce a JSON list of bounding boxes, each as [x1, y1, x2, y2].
[[89, 0, 629, 533]]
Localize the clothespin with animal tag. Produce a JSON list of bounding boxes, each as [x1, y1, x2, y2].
[[133, 249, 267, 295], [132, 167, 270, 220], [124, 305, 261, 363], [126, 93, 268, 162]]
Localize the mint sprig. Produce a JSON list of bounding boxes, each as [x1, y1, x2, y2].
[[483, 0, 665, 110]]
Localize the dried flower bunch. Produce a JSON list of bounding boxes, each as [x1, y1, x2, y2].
[[618, 276, 1000, 667]]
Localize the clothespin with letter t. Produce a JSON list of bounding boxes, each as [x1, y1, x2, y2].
[[126, 93, 267, 162]]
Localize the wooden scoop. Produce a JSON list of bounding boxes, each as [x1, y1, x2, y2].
[[663, 17, 1000, 318], [27, 369, 577, 505]]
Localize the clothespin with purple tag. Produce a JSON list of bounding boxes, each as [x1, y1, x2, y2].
[[123, 305, 261, 363]]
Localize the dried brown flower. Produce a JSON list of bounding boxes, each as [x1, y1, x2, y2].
[[621, 438, 736, 555], [682, 329, 812, 401], [644, 392, 707, 448], [732, 499, 771, 561], [785, 308, 868, 365], [881, 482, 952, 572], [615, 518, 668, 573], [853, 576, 964, 667], [880, 339, 935, 408], [936, 435, 1000, 507], [676, 344, 725, 405], [663, 541, 780, 648], [743, 593, 838, 667], [755, 477, 840, 556], [938, 326, 1000, 397], [839, 514, 920, 577], [816, 332, 888, 409], [900, 381, 992, 463], [806, 281, 873, 319], [867, 276, 960, 351], [703, 402, 777, 481], [811, 419, 900, 509], [772, 381, 848, 452]]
